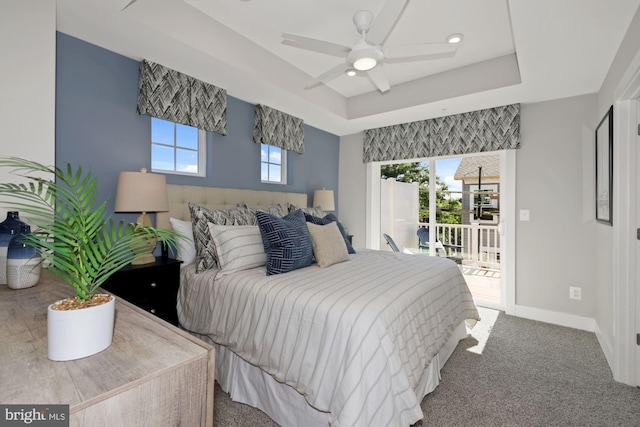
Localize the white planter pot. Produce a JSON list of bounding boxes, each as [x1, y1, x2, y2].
[[47, 295, 116, 361]]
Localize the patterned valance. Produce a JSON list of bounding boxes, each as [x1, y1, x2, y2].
[[137, 59, 227, 135], [363, 104, 520, 162], [253, 104, 304, 154]]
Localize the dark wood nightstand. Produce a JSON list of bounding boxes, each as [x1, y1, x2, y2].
[[101, 257, 182, 326]]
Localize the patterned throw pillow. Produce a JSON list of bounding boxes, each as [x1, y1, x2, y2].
[[306, 222, 351, 268], [235, 203, 288, 221], [189, 203, 258, 273], [256, 210, 313, 275], [303, 212, 356, 254], [287, 203, 324, 218], [208, 224, 266, 275]]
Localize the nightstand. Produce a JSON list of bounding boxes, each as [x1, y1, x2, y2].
[[101, 257, 182, 326]]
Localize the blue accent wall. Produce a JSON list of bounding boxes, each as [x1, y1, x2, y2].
[[55, 32, 340, 227]]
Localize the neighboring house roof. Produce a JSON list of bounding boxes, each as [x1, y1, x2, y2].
[[454, 154, 500, 181]]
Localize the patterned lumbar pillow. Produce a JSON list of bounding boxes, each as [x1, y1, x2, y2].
[[208, 224, 266, 275], [256, 209, 313, 275], [306, 221, 351, 268]]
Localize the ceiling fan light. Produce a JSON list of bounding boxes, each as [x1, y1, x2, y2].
[[447, 33, 463, 44], [353, 57, 377, 71], [345, 69, 357, 77], [348, 44, 382, 71]]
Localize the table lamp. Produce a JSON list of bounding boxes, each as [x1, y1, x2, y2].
[[313, 188, 335, 212], [114, 168, 168, 264]]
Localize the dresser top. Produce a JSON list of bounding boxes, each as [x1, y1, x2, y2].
[[0, 269, 211, 408]]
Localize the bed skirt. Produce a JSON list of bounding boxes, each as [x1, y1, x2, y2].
[[195, 321, 469, 427]]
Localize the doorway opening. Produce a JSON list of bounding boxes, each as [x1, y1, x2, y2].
[[378, 153, 503, 308]]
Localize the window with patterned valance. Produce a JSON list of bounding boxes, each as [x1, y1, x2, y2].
[[253, 104, 304, 154], [363, 104, 520, 162], [137, 59, 227, 136]]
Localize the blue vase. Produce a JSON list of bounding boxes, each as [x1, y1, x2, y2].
[[0, 211, 26, 285], [6, 224, 40, 290]]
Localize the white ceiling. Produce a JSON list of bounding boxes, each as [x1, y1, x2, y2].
[[56, 0, 640, 136]]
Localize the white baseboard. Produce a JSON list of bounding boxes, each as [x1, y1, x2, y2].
[[593, 320, 614, 370], [513, 304, 595, 332]]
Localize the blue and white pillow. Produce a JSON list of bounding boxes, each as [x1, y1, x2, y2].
[[304, 212, 355, 254], [256, 210, 313, 275]]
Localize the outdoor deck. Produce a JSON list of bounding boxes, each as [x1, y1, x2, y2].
[[461, 264, 500, 305], [402, 246, 501, 305]]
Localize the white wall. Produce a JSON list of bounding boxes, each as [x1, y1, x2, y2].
[[594, 5, 640, 383], [516, 95, 597, 321], [0, 1, 56, 217], [338, 132, 366, 248]]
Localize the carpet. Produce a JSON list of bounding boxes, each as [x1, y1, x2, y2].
[[213, 307, 640, 426]]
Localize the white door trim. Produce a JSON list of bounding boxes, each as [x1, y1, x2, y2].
[[501, 149, 517, 315], [611, 46, 640, 386]]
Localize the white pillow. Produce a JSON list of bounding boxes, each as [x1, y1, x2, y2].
[[169, 217, 196, 265], [306, 221, 351, 268], [208, 224, 266, 275]]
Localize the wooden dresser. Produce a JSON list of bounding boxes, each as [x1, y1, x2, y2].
[[0, 269, 214, 426]]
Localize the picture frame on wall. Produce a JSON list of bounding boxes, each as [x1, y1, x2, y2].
[[595, 105, 613, 225]]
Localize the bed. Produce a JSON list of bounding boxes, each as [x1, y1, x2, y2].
[[157, 185, 480, 427]]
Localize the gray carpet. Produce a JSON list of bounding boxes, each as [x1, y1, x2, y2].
[[212, 308, 640, 426]]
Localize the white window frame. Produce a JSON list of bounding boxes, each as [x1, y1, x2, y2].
[[261, 144, 287, 184], [151, 118, 206, 177]]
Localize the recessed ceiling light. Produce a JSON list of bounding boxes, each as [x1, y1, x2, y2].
[[446, 33, 463, 44], [345, 69, 357, 77]]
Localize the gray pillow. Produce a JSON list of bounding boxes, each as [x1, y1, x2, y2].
[[306, 222, 351, 268]]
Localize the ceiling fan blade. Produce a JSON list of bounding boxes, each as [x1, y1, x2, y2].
[[385, 42, 457, 60], [282, 33, 351, 58], [367, 66, 391, 93], [366, 0, 409, 45], [305, 63, 350, 89]]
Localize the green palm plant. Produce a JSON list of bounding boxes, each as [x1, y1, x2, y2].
[[0, 157, 179, 304]]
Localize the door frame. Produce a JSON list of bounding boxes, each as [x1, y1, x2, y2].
[[610, 47, 640, 386]]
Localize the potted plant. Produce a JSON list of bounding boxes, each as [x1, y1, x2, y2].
[[0, 157, 179, 361]]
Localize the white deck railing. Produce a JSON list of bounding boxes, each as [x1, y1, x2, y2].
[[417, 222, 500, 269]]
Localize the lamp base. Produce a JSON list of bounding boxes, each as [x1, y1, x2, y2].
[[131, 252, 156, 265], [131, 215, 157, 265]]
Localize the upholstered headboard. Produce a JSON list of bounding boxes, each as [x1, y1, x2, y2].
[[156, 184, 308, 229]]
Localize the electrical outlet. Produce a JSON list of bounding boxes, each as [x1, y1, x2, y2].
[[569, 286, 582, 301], [519, 209, 530, 221]]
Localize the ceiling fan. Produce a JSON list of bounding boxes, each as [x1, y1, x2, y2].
[[281, 0, 461, 93]]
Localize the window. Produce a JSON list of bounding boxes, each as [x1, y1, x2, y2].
[[261, 144, 287, 184], [151, 117, 206, 176]]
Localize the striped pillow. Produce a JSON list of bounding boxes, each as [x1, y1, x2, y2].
[[189, 203, 257, 273], [256, 210, 313, 275], [208, 224, 266, 275]]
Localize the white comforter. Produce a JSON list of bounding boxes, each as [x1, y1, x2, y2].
[[178, 249, 479, 427]]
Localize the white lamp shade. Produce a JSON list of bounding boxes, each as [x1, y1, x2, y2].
[[114, 169, 168, 214], [313, 189, 335, 212]]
